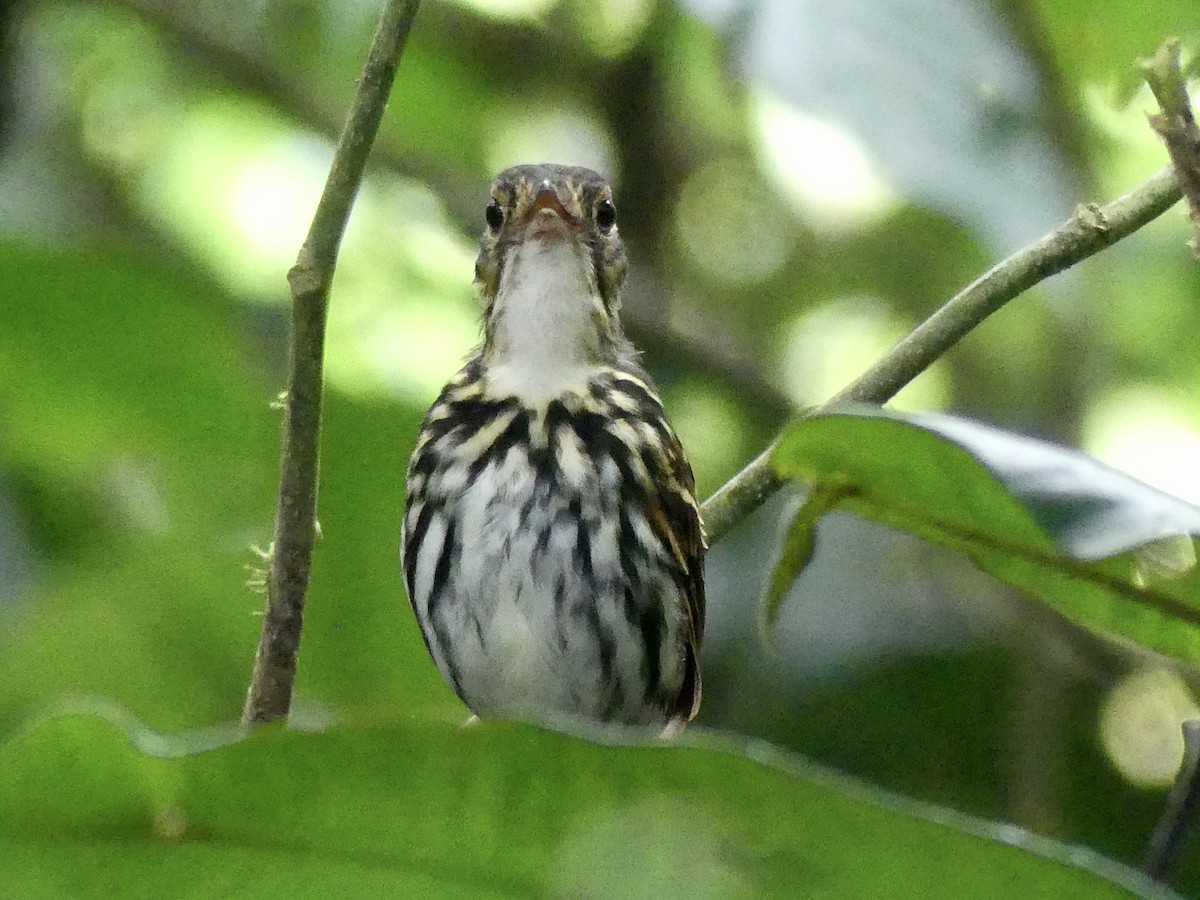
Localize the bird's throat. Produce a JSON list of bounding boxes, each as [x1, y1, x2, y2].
[[484, 238, 606, 403]]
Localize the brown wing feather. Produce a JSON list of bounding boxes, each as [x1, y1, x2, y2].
[[644, 431, 706, 722]]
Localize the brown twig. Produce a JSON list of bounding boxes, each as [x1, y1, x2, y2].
[[700, 167, 1183, 542], [242, 0, 422, 727], [1141, 39, 1200, 258]]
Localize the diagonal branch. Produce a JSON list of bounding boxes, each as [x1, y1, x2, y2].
[[701, 167, 1183, 542], [242, 0, 422, 728]]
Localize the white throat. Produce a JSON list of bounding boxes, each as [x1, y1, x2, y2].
[[486, 237, 602, 403]]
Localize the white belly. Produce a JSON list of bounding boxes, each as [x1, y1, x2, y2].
[[409, 437, 685, 725]]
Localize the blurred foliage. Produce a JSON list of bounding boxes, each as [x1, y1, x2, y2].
[[1, 0, 1200, 895]]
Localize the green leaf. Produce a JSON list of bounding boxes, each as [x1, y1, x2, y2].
[[761, 484, 855, 641], [0, 703, 1177, 899], [771, 408, 1200, 665]]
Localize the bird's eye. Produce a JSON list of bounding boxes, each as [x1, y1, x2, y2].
[[595, 199, 616, 232], [485, 199, 505, 232]]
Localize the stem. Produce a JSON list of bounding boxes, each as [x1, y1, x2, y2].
[[701, 168, 1183, 542], [242, 0, 422, 727], [1141, 39, 1200, 258], [1143, 720, 1200, 884]]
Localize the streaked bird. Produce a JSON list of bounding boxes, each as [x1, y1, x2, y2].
[[402, 164, 704, 729]]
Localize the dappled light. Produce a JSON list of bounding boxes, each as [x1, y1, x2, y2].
[[1085, 84, 1185, 192], [483, 102, 619, 191], [573, 0, 656, 58], [1100, 668, 1199, 787], [1084, 386, 1200, 507], [753, 89, 899, 232], [229, 146, 332, 268], [442, 0, 560, 21], [780, 296, 950, 410], [674, 159, 792, 285], [143, 110, 330, 296]]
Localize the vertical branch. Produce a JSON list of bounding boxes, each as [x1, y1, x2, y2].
[[1142, 720, 1200, 884], [1141, 39, 1200, 257], [242, 0, 422, 727]]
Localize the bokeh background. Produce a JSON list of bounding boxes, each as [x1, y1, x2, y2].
[[1, 0, 1198, 890]]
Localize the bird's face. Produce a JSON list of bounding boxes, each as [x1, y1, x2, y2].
[[475, 164, 628, 324]]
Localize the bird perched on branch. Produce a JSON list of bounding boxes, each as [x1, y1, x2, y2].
[[402, 164, 705, 731]]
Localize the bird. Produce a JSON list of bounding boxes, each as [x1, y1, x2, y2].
[[402, 163, 704, 731]]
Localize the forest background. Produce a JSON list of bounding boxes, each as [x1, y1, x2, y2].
[[1, 0, 1199, 896]]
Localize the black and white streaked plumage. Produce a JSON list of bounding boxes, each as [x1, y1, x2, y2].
[[402, 164, 705, 729]]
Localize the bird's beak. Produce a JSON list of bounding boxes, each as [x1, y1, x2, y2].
[[529, 185, 580, 227]]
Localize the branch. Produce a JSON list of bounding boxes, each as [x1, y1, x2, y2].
[[1141, 39, 1200, 257], [1143, 720, 1200, 884], [701, 167, 1183, 541], [242, 0, 421, 728]]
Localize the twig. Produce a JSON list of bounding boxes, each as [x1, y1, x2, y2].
[[1141, 39, 1200, 257], [1142, 720, 1200, 884], [242, 0, 421, 727], [700, 167, 1183, 542]]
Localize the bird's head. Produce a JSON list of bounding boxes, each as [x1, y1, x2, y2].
[[475, 164, 630, 375]]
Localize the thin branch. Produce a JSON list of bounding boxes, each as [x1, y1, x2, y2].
[[242, 0, 421, 728], [701, 167, 1183, 542], [1143, 720, 1200, 884], [1141, 39, 1200, 257]]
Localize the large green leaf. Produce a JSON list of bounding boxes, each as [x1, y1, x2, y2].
[[0, 702, 1176, 899], [771, 408, 1200, 665]]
